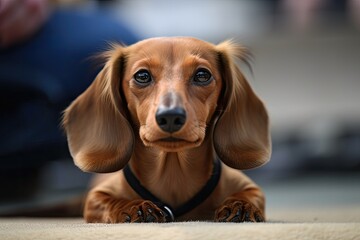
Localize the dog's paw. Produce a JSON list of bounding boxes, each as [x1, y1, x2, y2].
[[121, 200, 167, 223], [102, 200, 166, 223], [214, 199, 264, 223]]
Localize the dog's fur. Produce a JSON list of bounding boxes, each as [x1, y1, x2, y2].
[[62, 37, 271, 223]]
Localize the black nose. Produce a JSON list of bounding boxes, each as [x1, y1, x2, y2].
[[156, 107, 186, 133]]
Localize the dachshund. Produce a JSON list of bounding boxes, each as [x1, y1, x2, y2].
[[62, 37, 271, 223]]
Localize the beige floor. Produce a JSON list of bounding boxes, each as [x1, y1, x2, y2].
[[0, 218, 359, 240]]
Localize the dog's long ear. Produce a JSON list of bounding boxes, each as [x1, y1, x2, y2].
[[62, 46, 133, 173], [214, 41, 271, 170]]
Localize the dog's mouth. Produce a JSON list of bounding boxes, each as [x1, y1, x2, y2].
[[159, 137, 184, 142], [143, 136, 202, 151]]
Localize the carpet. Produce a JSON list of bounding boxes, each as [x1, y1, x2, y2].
[[0, 218, 359, 240]]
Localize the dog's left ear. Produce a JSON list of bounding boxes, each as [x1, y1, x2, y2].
[[62, 46, 134, 173], [214, 41, 271, 170]]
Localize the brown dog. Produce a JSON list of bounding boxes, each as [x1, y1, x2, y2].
[[62, 37, 271, 223]]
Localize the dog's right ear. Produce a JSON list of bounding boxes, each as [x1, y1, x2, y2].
[[213, 40, 271, 170], [62, 45, 134, 173]]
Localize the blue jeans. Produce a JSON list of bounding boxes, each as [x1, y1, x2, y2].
[[0, 9, 138, 168]]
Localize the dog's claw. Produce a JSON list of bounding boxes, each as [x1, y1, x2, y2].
[[254, 212, 264, 222], [244, 211, 252, 222], [145, 214, 156, 222], [230, 209, 242, 222], [236, 208, 242, 217], [124, 215, 131, 223], [159, 210, 164, 217], [215, 208, 231, 222], [144, 207, 157, 222]]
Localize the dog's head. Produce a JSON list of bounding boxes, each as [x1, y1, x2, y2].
[[62, 37, 271, 173]]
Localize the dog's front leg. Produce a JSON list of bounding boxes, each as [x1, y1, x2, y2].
[[214, 188, 265, 222], [84, 191, 166, 223]]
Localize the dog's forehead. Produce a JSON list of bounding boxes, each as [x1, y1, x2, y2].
[[127, 37, 217, 61], [133, 37, 215, 50]]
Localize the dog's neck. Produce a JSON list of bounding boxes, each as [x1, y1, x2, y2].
[[128, 136, 216, 208]]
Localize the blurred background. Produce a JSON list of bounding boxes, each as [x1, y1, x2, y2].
[[1, 0, 359, 221]]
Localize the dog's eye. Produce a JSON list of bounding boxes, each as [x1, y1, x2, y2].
[[193, 69, 212, 85], [134, 70, 152, 86]]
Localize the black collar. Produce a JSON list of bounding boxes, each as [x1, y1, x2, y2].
[[123, 159, 221, 222]]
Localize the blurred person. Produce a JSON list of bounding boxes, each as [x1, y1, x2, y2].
[[0, 0, 138, 201], [280, 0, 360, 30]]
